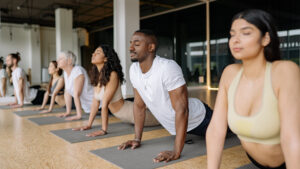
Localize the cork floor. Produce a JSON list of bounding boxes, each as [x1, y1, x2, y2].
[[0, 89, 250, 169]]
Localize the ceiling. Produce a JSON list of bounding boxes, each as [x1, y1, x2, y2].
[[0, 0, 205, 31]]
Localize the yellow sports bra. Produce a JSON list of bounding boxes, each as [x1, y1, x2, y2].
[[228, 62, 280, 145], [94, 83, 122, 103]]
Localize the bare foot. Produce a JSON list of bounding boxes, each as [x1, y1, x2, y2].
[[65, 115, 82, 121], [86, 130, 106, 137]]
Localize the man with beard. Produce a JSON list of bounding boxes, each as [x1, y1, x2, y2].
[[118, 30, 213, 163]]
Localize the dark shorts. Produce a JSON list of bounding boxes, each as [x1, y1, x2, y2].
[[246, 153, 286, 169], [31, 89, 51, 105], [187, 102, 213, 136]]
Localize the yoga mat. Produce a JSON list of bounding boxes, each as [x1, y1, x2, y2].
[[90, 134, 240, 169], [51, 122, 163, 143], [14, 108, 66, 117], [28, 114, 90, 125], [0, 104, 34, 109], [236, 163, 259, 169]]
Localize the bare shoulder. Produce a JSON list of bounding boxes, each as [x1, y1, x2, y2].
[[272, 60, 300, 75], [271, 60, 300, 89], [109, 71, 118, 81], [272, 61, 300, 81], [220, 63, 242, 88]]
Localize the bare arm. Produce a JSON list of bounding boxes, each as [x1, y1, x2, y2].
[[17, 77, 24, 106], [277, 62, 300, 169], [48, 78, 64, 111], [118, 88, 146, 150], [206, 65, 234, 169], [73, 75, 85, 117], [1, 77, 6, 96], [38, 91, 49, 110], [99, 72, 120, 132], [153, 85, 188, 162], [60, 91, 72, 117]]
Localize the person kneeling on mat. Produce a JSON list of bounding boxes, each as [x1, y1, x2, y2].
[[118, 29, 213, 163]]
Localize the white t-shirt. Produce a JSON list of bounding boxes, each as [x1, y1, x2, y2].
[[0, 69, 13, 96], [130, 56, 206, 135], [64, 66, 94, 113], [12, 67, 37, 104]]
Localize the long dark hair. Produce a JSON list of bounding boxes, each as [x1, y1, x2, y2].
[[9, 52, 21, 63], [0, 57, 4, 68], [231, 9, 281, 62], [48, 61, 63, 93], [90, 45, 125, 87]]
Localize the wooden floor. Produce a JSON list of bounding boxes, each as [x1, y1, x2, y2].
[[0, 89, 250, 169]]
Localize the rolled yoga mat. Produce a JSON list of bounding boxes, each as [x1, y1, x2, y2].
[[14, 108, 66, 117], [28, 114, 90, 125], [0, 104, 35, 109], [50, 122, 163, 143], [90, 134, 240, 169], [236, 163, 260, 169]]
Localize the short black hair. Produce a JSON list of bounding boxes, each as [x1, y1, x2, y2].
[[135, 29, 158, 51]]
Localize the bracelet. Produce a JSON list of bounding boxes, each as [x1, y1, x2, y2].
[[100, 129, 107, 134], [134, 138, 141, 142]]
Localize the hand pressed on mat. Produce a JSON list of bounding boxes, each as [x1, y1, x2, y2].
[[86, 129, 107, 137], [153, 150, 180, 163], [57, 112, 70, 118], [72, 125, 91, 131], [65, 115, 82, 121], [118, 140, 141, 150], [39, 109, 51, 114]]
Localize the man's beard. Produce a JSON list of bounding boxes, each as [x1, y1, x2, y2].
[[130, 58, 139, 62]]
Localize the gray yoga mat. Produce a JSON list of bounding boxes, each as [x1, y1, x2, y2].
[[236, 163, 259, 169], [51, 122, 163, 143], [90, 134, 240, 169], [28, 114, 90, 125], [14, 108, 66, 117], [0, 104, 34, 109]]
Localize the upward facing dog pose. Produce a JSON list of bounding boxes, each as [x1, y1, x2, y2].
[[118, 30, 213, 163], [73, 45, 160, 137], [57, 51, 94, 121]]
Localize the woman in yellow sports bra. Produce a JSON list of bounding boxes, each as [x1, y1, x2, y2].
[[206, 9, 300, 169], [73, 45, 159, 136]]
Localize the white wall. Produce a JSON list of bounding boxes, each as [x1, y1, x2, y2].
[[0, 23, 86, 84], [0, 23, 31, 72]]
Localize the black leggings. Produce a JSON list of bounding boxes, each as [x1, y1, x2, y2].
[[246, 153, 286, 169], [187, 103, 213, 136], [31, 90, 51, 105]]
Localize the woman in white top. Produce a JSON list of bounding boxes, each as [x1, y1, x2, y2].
[[57, 51, 94, 121], [73, 45, 159, 137], [35, 61, 65, 113]]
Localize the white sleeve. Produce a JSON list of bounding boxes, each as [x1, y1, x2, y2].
[[129, 65, 136, 89], [0, 70, 5, 79], [162, 61, 186, 91], [72, 67, 84, 79], [15, 69, 24, 80]]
